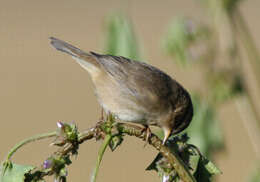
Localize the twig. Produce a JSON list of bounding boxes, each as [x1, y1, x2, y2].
[[25, 123, 196, 182], [6, 131, 57, 161]]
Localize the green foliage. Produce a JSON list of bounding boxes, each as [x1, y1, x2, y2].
[[193, 157, 221, 182], [0, 163, 36, 182], [109, 135, 123, 151], [56, 122, 79, 155], [24, 154, 71, 182], [162, 17, 211, 66], [100, 115, 124, 151], [0, 122, 78, 182], [186, 94, 223, 157], [104, 14, 141, 60], [249, 166, 260, 182], [146, 134, 221, 182], [196, 0, 243, 12], [208, 72, 244, 104], [222, 0, 242, 12], [57, 122, 78, 143]]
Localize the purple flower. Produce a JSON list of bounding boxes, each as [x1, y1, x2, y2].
[[43, 159, 52, 169], [57, 121, 64, 129]]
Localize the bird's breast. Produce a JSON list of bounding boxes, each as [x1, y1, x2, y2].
[[92, 74, 148, 123]]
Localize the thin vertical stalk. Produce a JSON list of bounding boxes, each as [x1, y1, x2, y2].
[[232, 9, 260, 84], [231, 9, 260, 125]]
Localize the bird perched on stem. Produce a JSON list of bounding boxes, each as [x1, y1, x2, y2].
[[50, 37, 193, 144]]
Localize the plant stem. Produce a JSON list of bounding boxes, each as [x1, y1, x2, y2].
[[27, 123, 196, 182], [235, 96, 260, 159], [118, 123, 196, 182], [6, 131, 57, 161], [91, 134, 112, 182], [231, 9, 260, 125], [233, 9, 260, 73]]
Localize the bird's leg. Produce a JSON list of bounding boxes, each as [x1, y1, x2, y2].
[[99, 107, 104, 122], [95, 108, 106, 140], [141, 125, 152, 145]]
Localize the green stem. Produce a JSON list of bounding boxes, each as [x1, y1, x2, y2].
[[6, 131, 57, 161], [91, 134, 112, 182], [231, 9, 260, 125]]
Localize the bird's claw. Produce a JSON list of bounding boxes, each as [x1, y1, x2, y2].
[[141, 126, 152, 147]]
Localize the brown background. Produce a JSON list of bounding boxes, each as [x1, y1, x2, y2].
[[0, 0, 259, 181]]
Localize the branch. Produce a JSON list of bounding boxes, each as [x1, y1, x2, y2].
[[117, 123, 196, 182], [24, 122, 196, 182]]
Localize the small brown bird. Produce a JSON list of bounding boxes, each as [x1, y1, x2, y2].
[[50, 37, 193, 144]]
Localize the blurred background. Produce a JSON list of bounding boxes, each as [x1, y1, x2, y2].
[[0, 0, 260, 181]]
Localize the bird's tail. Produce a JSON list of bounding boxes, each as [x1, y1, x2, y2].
[[49, 37, 100, 73]]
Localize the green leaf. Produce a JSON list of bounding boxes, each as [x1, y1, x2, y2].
[[193, 157, 221, 182], [189, 155, 200, 174], [186, 94, 224, 157], [104, 14, 141, 61], [204, 159, 221, 175], [0, 163, 36, 182], [109, 135, 123, 151]]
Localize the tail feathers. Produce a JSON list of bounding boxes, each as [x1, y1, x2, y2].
[[50, 37, 101, 74], [50, 37, 89, 58]]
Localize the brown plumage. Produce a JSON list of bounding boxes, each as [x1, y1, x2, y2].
[[50, 37, 193, 144]]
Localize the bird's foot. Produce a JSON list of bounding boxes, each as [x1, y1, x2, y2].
[[141, 125, 152, 147]]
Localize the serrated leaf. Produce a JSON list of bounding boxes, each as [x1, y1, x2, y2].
[[204, 159, 221, 175], [193, 157, 221, 182], [189, 155, 200, 174], [0, 163, 36, 182], [109, 135, 123, 151]]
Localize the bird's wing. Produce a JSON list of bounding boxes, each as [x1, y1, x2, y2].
[[90, 53, 178, 112]]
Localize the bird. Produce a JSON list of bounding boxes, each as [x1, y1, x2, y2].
[[49, 37, 193, 144]]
